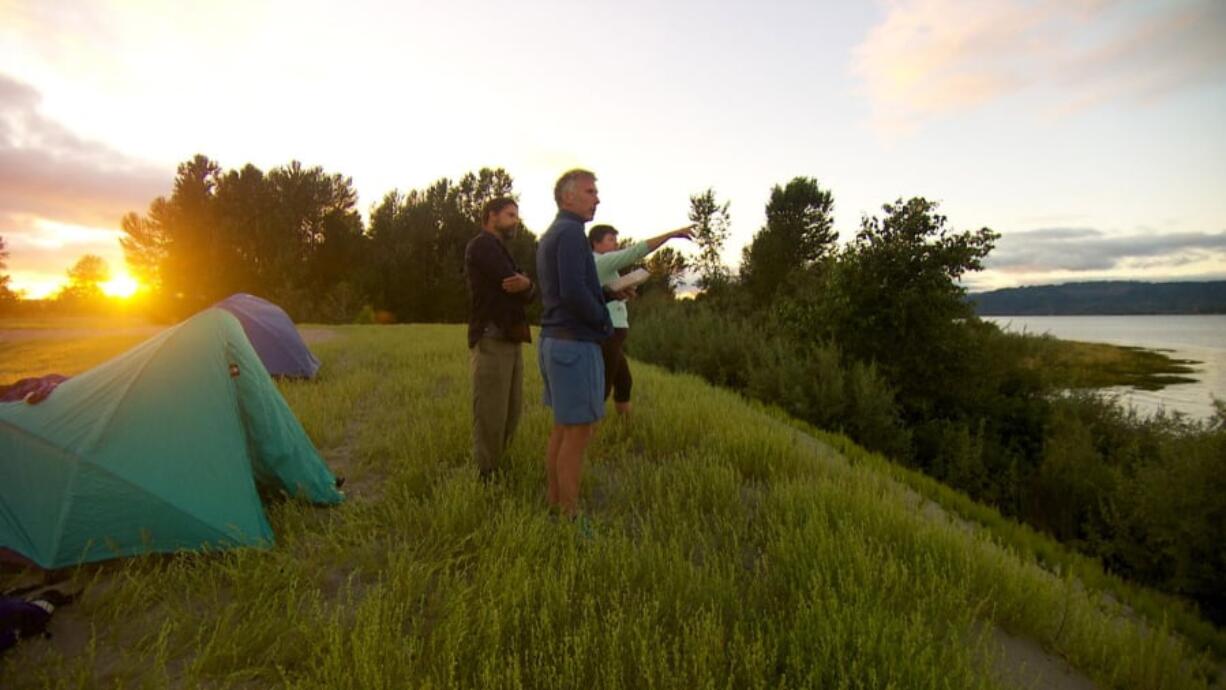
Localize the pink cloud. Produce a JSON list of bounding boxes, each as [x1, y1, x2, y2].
[[853, 0, 1226, 134], [0, 72, 169, 228], [0, 73, 169, 292]]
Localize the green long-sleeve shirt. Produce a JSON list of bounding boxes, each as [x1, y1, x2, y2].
[[593, 241, 651, 329]]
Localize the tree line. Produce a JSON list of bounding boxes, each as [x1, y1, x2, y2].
[[0, 245, 142, 315], [0, 154, 721, 321], [0, 155, 715, 320], [0, 156, 504, 320], [972, 280, 1226, 315], [113, 155, 691, 322], [0, 236, 13, 307]]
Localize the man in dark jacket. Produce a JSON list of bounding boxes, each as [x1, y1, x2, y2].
[[535, 169, 612, 520], [465, 197, 535, 480]]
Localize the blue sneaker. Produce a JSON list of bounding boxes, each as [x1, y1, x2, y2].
[[575, 515, 596, 541]]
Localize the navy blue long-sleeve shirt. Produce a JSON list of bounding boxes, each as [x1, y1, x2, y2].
[[536, 210, 612, 341], [464, 231, 535, 348]]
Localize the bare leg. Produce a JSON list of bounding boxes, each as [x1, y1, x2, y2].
[[556, 423, 596, 517], [615, 401, 632, 416], [546, 425, 564, 509]]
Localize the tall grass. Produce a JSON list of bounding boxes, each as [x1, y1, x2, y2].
[[1, 324, 1219, 688]]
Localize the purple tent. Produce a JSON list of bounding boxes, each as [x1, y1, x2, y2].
[[215, 294, 321, 378]]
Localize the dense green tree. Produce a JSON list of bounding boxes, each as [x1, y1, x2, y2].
[[67, 254, 110, 286], [687, 188, 731, 292], [261, 162, 367, 318], [823, 197, 998, 417], [740, 177, 836, 304], [55, 254, 111, 309], [119, 198, 171, 295], [121, 155, 368, 320], [642, 246, 688, 297], [211, 163, 279, 293], [367, 168, 533, 323], [121, 155, 224, 314]]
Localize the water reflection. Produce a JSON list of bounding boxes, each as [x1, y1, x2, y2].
[[985, 315, 1225, 420]]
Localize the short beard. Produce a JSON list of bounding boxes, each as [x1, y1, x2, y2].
[[498, 226, 518, 240]]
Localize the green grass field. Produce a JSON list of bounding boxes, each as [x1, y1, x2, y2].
[[2, 323, 1222, 689]]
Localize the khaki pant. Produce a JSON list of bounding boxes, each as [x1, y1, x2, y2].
[[470, 337, 523, 477]]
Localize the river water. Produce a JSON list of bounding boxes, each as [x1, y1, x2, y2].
[[984, 315, 1225, 421]]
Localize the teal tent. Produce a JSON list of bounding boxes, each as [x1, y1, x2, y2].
[[0, 309, 343, 569]]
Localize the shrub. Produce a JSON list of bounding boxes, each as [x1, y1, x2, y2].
[[630, 299, 906, 458]]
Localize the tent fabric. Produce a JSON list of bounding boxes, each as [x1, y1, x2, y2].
[[0, 309, 343, 569], [215, 293, 321, 378]]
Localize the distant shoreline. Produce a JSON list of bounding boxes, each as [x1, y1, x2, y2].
[[978, 310, 1226, 316], [970, 280, 1226, 316], [981, 312, 1226, 317]]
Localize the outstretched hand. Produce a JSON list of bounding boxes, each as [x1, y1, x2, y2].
[[502, 273, 532, 293], [646, 225, 697, 252], [671, 225, 696, 241]]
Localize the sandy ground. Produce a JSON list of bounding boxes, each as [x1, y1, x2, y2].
[[0, 326, 166, 342]]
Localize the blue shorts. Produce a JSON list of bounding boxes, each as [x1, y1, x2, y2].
[[538, 338, 605, 425]]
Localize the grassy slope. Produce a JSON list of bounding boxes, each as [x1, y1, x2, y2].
[[1, 324, 1221, 689]]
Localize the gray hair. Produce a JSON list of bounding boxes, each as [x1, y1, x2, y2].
[[554, 169, 596, 207]]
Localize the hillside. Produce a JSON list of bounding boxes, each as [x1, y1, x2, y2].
[[970, 281, 1226, 315], [2, 323, 1222, 689]]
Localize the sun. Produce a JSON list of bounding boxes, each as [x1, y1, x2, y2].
[[101, 273, 141, 299]]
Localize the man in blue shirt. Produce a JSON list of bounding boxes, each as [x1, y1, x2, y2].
[[536, 169, 612, 520]]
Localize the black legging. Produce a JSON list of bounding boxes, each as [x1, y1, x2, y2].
[[601, 328, 633, 403]]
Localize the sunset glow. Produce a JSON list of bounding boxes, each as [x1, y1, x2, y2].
[[101, 273, 140, 299], [1, 0, 1224, 293], [5, 273, 61, 300]]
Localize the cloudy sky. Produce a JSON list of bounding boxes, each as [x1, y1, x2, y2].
[[1, 0, 1224, 297]]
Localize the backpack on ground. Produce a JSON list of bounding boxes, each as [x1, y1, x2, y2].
[[0, 589, 73, 655]]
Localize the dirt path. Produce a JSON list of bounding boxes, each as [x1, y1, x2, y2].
[[988, 626, 1097, 690], [771, 419, 1102, 690]]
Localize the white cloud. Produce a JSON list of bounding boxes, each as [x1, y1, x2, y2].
[[966, 226, 1226, 288], [0, 73, 169, 228], [853, 0, 1226, 135], [988, 227, 1226, 271]]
